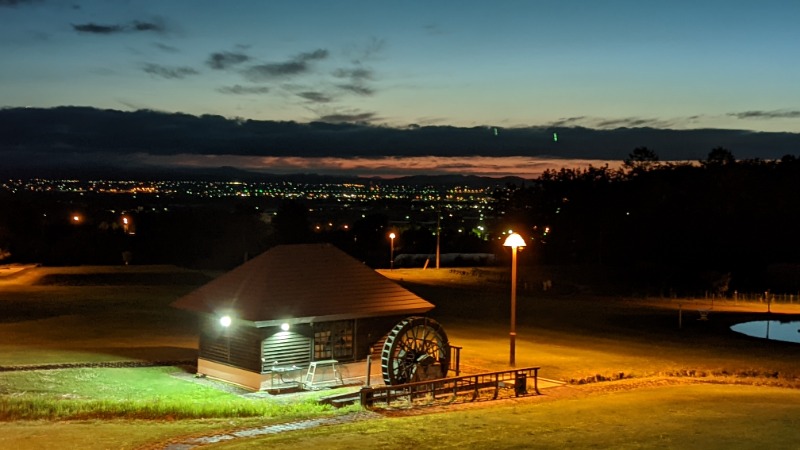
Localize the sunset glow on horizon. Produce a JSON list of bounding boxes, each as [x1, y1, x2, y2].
[[140, 154, 625, 179]]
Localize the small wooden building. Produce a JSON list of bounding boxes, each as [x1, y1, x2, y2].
[[172, 243, 435, 390]]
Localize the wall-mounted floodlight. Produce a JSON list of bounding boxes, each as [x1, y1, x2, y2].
[[280, 323, 290, 331], [220, 315, 232, 327]]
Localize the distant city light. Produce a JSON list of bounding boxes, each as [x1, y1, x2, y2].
[[220, 315, 232, 327], [280, 323, 290, 331]]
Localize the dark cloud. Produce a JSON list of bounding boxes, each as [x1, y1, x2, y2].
[[549, 116, 587, 127], [0, 0, 42, 6], [317, 111, 378, 124], [217, 85, 270, 95], [333, 67, 375, 96], [72, 23, 123, 34], [333, 67, 373, 81], [72, 19, 167, 35], [297, 91, 332, 103], [153, 43, 179, 53], [245, 61, 306, 79], [242, 49, 328, 81], [549, 116, 676, 129], [336, 83, 373, 96], [143, 63, 199, 79], [2, 107, 798, 171], [207, 51, 250, 70], [728, 110, 800, 120], [594, 117, 673, 129], [297, 49, 328, 61], [132, 20, 165, 33]]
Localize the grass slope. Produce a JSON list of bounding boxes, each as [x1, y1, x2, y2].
[[1, 265, 800, 449]]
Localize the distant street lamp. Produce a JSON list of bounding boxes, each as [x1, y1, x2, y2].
[[389, 232, 396, 270], [503, 232, 526, 367]]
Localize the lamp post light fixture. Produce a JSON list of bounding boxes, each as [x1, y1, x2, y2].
[[503, 232, 526, 367], [389, 232, 396, 270]]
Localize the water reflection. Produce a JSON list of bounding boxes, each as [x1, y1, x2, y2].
[[731, 320, 800, 344]]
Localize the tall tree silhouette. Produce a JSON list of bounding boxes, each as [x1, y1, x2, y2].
[[702, 147, 736, 167], [623, 147, 660, 174]]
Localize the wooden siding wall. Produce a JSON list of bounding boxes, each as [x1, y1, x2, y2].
[[354, 315, 408, 360], [198, 317, 262, 373], [197, 315, 426, 375], [261, 330, 312, 371]]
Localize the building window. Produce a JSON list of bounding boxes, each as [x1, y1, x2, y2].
[[314, 330, 332, 359], [313, 320, 354, 360]]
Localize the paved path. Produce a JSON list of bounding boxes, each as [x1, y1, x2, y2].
[[0, 264, 36, 278], [159, 413, 375, 450]]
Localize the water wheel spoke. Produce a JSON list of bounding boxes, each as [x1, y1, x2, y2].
[[381, 316, 450, 385]]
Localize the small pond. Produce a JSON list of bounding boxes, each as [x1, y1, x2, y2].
[[731, 320, 800, 344]]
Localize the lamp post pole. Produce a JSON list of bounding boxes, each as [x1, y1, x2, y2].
[[503, 233, 526, 367], [389, 232, 396, 270], [510, 244, 518, 366]]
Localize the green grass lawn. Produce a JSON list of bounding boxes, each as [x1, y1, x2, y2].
[[2, 265, 800, 449], [200, 382, 800, 450]]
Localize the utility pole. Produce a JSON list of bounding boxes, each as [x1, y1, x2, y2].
[[435, 206, 441, 269]]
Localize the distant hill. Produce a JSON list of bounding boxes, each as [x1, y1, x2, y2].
[[0, 161, 527, 188]]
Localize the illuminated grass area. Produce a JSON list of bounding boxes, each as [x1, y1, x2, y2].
[[0, 366, 351, 420]]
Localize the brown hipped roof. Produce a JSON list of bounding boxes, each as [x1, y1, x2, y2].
[[172, 243, 434, 326]]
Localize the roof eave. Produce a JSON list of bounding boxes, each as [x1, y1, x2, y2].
[[252, 307, 434, 328]]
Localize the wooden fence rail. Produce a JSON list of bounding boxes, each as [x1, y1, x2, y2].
[[360, 366, 540, 409]]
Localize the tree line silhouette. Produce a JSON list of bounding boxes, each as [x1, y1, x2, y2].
[[495, 147, 800, 295]]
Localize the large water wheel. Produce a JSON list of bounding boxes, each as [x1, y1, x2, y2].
[[381, 316, 450, 385]]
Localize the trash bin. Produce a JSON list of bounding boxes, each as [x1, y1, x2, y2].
[[515, 372, 527, 396]]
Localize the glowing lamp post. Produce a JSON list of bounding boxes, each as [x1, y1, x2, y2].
[[503, 232, 526, 367], [389, 232, 396, 270]]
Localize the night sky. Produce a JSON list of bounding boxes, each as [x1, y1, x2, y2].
[[2, 0, 799, 177]]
